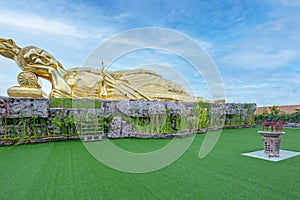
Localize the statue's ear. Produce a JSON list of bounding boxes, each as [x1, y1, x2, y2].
[[7, 39, 15, 45]]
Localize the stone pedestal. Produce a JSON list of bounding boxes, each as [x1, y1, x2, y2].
[[8, 86, 44, 98], [7, 72, 46, 98], [258, 131, 285, 157]]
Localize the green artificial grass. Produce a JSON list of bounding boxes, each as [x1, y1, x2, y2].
[[0, 127, 299, 200]]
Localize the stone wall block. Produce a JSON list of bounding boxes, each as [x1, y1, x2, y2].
[[0, 97, 49, 118]]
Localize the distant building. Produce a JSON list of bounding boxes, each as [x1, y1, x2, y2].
[[255, 105, 300, 115]]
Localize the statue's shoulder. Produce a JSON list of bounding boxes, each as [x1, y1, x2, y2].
[[112, 68, 160, 78]]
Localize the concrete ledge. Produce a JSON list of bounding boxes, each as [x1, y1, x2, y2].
[[242, 150, 300, 162]]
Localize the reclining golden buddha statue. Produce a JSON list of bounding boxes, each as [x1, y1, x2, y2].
[[0, 38, 200, 102]]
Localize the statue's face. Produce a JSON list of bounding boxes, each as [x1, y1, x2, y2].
[[23, 47, 60, 67], [0, 39, 17, 59]]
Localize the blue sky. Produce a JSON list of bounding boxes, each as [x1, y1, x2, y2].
[[0, 0, 299, 106]]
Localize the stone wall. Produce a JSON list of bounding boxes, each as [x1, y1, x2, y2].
[[0, 97, 256, 143], [0, 97, 49, 118]]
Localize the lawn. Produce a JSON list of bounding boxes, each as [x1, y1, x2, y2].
[[0, 127, 299, 200]]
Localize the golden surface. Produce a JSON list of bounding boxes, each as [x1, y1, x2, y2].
[[7, 86, 43, 98], [17, 71, 38, 87], [0, 38, 200, 102]]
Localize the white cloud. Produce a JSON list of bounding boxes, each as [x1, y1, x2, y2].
[[219, 49, 297, 69], [225, 82, 271, 90], [225, 85, 288, 106], [288, 74, 300, 84], [0, 10, 89, 38], [103, 13, 131, 23], [274, 0, 300, 7], [215, 9, 300, 71]]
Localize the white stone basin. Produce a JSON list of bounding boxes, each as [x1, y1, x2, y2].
[[258, 131, 285, 137]]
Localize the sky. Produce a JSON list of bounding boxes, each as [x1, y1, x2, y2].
[[0, 0, 299, 106]]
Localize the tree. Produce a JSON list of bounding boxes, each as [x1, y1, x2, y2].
[[262, 109, 269, 117], [269, 105, 280, 116]]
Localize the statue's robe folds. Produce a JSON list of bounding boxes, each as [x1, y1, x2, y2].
[[66, 68, 197, 102]]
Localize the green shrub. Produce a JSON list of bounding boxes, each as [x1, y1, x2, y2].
[[98, 115, 114, 133], [50, 98, 102, 108]]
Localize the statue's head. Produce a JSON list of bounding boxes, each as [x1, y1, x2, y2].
[[0, 38, 20, 59]]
